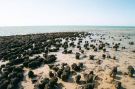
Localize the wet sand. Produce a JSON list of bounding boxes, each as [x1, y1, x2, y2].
[[0, 30, 135, 89]]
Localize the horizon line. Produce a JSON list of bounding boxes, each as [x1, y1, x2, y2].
[[0, 25, 135, 27]]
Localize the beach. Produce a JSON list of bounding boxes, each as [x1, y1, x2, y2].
[[0, 30, 135, 89]]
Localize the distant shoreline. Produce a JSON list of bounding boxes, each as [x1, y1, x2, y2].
[[0, 26, 135, 36], [0, 25, 135, 27]]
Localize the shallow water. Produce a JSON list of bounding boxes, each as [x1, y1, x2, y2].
[[0, 26, 135, 36]]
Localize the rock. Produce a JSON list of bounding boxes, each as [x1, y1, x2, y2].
[[28, 70, 35, 78], [75, 74, 81, 83], [57, 69, 63, 78], [76, 52, 80, 59], [71, 63, 80, 71], [46, 55, 57, 64], [115, 81, 122, 89], [110, 66, 117, 78], [89, 55, 95, 60], [49, 71, 54, 78], [61, 72, 69, 82], [128, 65, 134, 77]]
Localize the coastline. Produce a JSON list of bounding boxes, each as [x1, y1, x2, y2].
[[0, 31, 135, 89], [0, 26, 135, 36]]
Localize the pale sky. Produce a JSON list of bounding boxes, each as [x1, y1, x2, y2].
[[0, 0, 135, 26]]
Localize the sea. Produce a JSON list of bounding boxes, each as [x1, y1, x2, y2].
[[0, 26, 135, 36]]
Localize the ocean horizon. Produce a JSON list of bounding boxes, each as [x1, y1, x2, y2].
[[0, 26, 135, 36]]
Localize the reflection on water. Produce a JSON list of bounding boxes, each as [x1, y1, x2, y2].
[[0, 26, 135, 36]]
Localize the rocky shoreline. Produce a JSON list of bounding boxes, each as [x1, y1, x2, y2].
[[0, 31, 135, 89]]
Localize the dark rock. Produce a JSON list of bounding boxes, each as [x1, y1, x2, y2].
[[49, 71, 54, 78], [75, 74, 81, 83], [76, 52, 80, 59], [89, 55, 95, 60], [128, 65, 134, 77], [110, 66, 117, 78], [71, 63, 80, 71], [28, 70, 35, 78]]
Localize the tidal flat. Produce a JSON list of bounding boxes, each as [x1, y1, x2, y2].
[[0, 30, 135, 89]]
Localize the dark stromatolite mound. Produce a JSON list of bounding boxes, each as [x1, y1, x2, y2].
[[128, 65, 134, 77], [76, 52, 80, 59], [28, 70, 35, 78], [89, 55, 95, 60], [0, 65, 24, 89], [110, 66, 117, 78], [114, 81, 122, 89], [44, 55, 57, 64], [0, 32, 84, 61], [75, 74, 81, 84]]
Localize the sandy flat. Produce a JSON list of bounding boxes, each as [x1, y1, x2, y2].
[[1, 30, 135, 89]]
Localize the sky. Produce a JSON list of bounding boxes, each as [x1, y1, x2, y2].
[[0, 0, 135, 26]]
